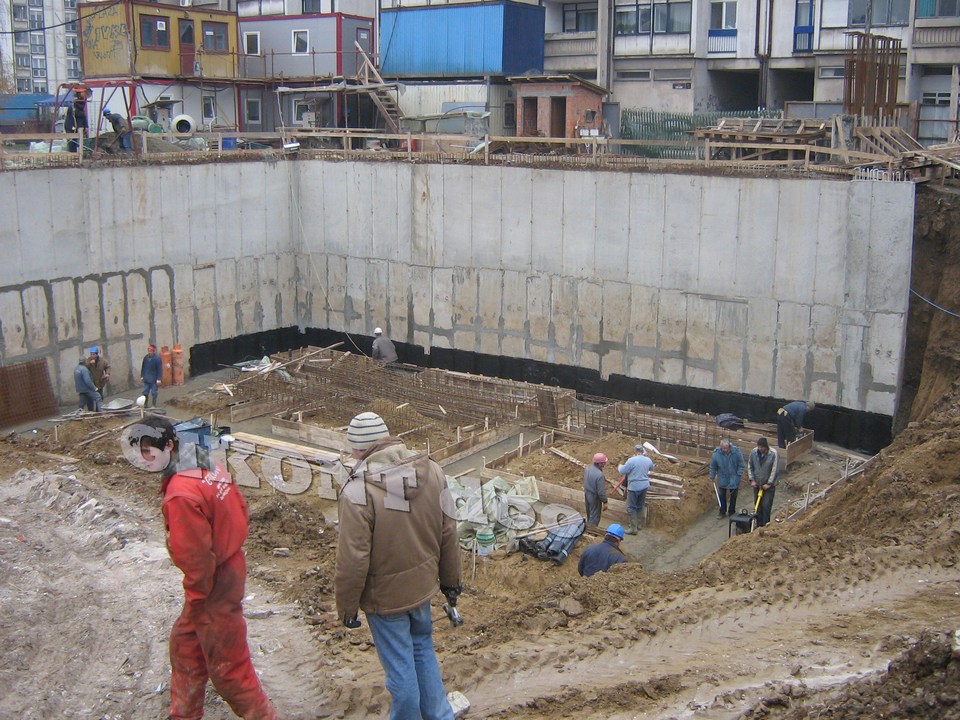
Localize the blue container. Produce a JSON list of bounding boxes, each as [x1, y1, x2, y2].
[[380, 1, 544, 77], [221, 137, 238, 150], [174, 418, 213, 450]]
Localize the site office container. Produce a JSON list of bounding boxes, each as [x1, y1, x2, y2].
[[380, 1, 545, 77]]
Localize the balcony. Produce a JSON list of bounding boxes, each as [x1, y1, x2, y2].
[[544, 31, 598, 72], [707, 28, 736, 53], [913, 24, 960, 47]]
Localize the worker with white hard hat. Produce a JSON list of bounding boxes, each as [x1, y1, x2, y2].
[[583, 451, 609, 527], [371, 326, 398, 364]]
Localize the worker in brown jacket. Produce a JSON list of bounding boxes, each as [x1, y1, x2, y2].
[[335, 411, 461, 720]]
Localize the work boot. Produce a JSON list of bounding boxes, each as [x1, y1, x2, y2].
[[625, 514, 638, 535]]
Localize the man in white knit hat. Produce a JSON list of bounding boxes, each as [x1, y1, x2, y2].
[[335, 411, 461, 720]]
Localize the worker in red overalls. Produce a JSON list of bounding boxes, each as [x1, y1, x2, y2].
[[123, 416, 278, 720]]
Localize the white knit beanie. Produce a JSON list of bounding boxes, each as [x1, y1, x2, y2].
[[347, 412, 390, 452]]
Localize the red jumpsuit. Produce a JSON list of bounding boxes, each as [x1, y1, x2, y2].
[[161, 463, 278, 720]]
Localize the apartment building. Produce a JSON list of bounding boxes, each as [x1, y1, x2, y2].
[[1, 0, 80, 94]]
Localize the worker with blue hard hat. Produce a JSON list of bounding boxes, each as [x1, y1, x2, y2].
[[577, 522, 628, 577]]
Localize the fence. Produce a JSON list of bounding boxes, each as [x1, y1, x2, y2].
[[620, 108, 782, 159]]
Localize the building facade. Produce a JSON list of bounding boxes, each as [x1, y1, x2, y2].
[[1, 0, 80, 94]]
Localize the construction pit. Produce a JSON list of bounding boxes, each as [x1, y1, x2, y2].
[[2, 340, 959, 720]]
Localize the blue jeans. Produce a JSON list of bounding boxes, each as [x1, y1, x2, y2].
[[366, 602, 453, 720], [142, 380, 158, 402], [627, 488, 647, 517]]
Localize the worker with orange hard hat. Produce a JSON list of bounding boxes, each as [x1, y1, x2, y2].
[[583, 451, 609, 527]]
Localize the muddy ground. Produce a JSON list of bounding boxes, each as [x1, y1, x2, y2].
[[2, 183, 960, 719]]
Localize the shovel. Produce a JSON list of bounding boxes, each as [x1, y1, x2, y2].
[[643, 441, 679, 463]]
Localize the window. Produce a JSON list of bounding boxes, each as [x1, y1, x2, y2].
[[140, 16, 170, 49], [202, 95, 216, 121], [29, 10, 43, 29], [202, 21, 228, 52], [64, 0, 76, 7], [67, 59, 81, 79], [65, 12, 77, 32], [15, 54, 30, 69], [27, 0, 42, 6], [32, 56, 46, 77], [292, 29, 308, 53], [245, 97, 261, 123], [563, 3, 598, 31], [710, 0, 736, 28], [819, 66, 844, 78], [850, 0, 908, 24], [617, 69, 652, 79], [303, 0, 327, 12], [923, 91, 951, 106], [66, 36, 79, 55], [33, 82, 47, 93], [654, 0, 691, 32], [615, 0, 646, 34], [653, 67, 692, 80], [13, 5, 28, 21], [17, 78, 32, 92], [796, 0, 813, 25], [15, 31, 29, 46], [917, 0, 959, 16], [503, 101, 516, 128], [243, 31, 260, 55], [30, 33, 44, 53], [294, 100, 311, 124]]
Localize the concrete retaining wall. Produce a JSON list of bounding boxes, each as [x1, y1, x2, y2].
[[0, 160, 914, 416]]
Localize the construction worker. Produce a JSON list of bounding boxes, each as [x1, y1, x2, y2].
[[577, 524, 628, 577], [87, 346, 110, 401], [710, 439, 745, 518], [139, 343, 162, 408], [776, 400, 815, 448], [617, 444, 654, 534], [102, 108, 131, 151], [748, 437, 779, 527], [74, 356, 100, 412], [336, 411, 461, 720], [122, 416, 279, 720], [371, 326, 398, 364], [583, 452, 609, 527]]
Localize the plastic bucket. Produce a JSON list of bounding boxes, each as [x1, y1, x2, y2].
[[476, 529, 495, 556]]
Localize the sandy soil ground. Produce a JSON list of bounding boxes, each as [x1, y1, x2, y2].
[[2, 184, 960, 719]]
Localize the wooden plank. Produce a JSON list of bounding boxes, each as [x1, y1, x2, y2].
[[432, 426, 513, 463], [229, 398, 291, 423], [231, 430, 347, 464], [548, 447, 586, 467], [271, 416, 348, 451]]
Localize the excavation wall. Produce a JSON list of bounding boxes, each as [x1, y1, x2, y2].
[[0, 161, 914, 418]]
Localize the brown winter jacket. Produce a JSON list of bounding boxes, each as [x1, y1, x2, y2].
[[335, 438, 461, 621]]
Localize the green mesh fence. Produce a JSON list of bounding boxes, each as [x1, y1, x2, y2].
[[619, 108, 783, 159]]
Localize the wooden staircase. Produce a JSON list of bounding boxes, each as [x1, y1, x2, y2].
[[355, 42, 403, 134]]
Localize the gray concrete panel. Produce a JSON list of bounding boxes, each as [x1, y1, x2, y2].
[[526, 273, 551, 349], [431, 267, 455, 341], [866, 181, 914, 313], [839, 321, 866, 409], [501, 269, 527, 338], [215, 169, 244, 263], [395, 166, 414, 265], [410, 264, 433, 348], [264, 166, 291, 257], [530, 170, 564, 276], [774, 179, 821, 305], [237, 256, 261, 334], [500, 167, 532, 271], [320, 164, 349, 257], [595, 174, 630, 284], [579, 280, 602, 371], [20, 285, 49, 352], [0, 177, 19, 287], [661, 175, 700, 291], [238, 163, 267, 259], [812, 182, 848, 308], [601, 280, 631, 359], [698, 177, 741, 297], [347, 162, 375, 259], [343, 256, 366, 335], [325, 255, 347, 333], [629, 284, 660, 353], [657, 288, 687, 355], [193, 265, 218, 343], [188, 166, 220, 264], [844, 181, 873, 313], [125, 272, 151, 348], [14, 172, 55, 281], [159, 167, 191, 265], [387, 262, 410, 337], [279, 252, 297, 327], [866, 312, 906, 389], [51, 171, 89, 278], [442, 169, 472, 267], [552, 276, 579, 360], [78, 279, 102, 346], [477, 268, 502, 355], [172, 263, 196, 348], [365, 259, 389, 334], [51, 279, 78, 344], [149, 269, 175, 349], [59, 348, 80, 398], [472, 167, 502, 270], [372, 164, 400, 262], [627, 176, 666, 289], [744, 298, 778, 398], [258, 254, 279, 330], [561, 172, 596, 278], [216, 261, 240, 337], [685, 294, 717, 365], [419, 165, 444, 268], [0, 290, 26, 357], [106, 343, 131, 395], [736, 179, 779, 299]]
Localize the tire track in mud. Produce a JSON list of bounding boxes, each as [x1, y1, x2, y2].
[[444, 565, 960, 718]]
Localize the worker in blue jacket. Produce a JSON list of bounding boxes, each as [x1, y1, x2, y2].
[[710, 439, 745, 518], [578, 524, 628, 577], [776, 400, 814, 448], [74, 357, 100, 412], [140, 343, 163, 408]]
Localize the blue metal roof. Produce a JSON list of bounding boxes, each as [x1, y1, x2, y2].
[[0, 94, 56, 124]]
